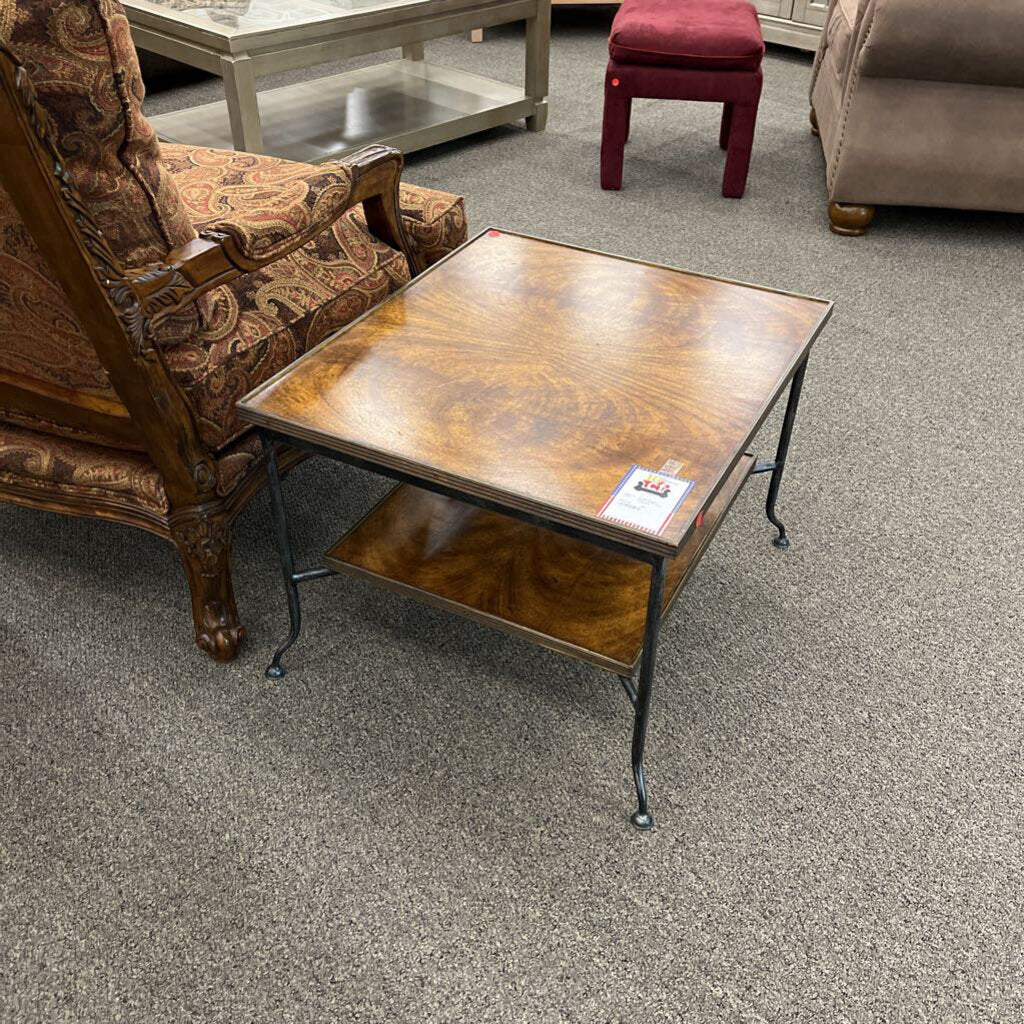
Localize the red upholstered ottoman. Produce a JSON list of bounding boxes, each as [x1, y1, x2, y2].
[[600, 0, 765, 197]]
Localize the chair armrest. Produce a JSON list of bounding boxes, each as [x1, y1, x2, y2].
[[199, 160, 355, 266], [126, 144, 420, 326], [857, 0, 1024, 88]]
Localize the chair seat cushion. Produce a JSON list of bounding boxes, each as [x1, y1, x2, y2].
[[0, 421, 273, 521], [159, 145, 467, 452], [609, 0, 764, 71]]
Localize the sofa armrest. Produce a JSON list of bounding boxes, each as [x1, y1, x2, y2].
[[857, 0, 1024, 88], [126, 144, 421, 326]]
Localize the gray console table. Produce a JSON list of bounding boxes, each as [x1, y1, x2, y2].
[[124, 0, 550, 163]]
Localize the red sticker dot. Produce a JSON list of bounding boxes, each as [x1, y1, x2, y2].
[[611, 78, 620, 87], [696, 512, 704, 528], [487, 230, 501, 237]]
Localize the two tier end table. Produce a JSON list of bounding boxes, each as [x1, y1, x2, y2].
[[237, 230, 833, 829]]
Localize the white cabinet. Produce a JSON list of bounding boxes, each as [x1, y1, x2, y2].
[[753, 0, 793, 17], [789, 0, 830, 28], [757, 0, 826, 50]]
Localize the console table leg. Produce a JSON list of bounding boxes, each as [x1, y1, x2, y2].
[[765, 356, 808, 549], [262, 433, 302, 679], [630, 556, 667, 831], [221, 54, 264, 154], [524, 0, 550, 132]]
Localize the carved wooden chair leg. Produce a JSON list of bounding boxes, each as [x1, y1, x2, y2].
[[171, 503, 245, 661], [828, 202, 875, 236]]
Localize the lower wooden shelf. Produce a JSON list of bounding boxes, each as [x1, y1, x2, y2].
[[325, 454, 755, 674]]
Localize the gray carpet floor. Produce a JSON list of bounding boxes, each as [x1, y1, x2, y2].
[[3, 11, 1023, 1023]]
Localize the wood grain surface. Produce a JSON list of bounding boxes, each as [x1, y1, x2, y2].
[[239, 230, 831, 556], [324, 454, 755, 673]]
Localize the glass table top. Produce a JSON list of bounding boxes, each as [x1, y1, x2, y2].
[[124, 0, 427, 36]]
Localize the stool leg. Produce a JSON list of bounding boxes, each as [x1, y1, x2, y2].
[[722, 102, 757, 198], [601, 78, 630, 190], [719, 103, 733, 150]]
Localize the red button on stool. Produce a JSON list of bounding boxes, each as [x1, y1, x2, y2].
[[600, 0, 765, 197]]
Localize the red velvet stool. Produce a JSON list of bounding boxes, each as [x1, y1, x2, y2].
[[600, 0, 765, 197]]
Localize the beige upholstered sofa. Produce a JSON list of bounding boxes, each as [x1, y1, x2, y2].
[[809, 0, 1024, 235]]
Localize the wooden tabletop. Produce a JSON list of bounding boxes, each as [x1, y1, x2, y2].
[[237, 230, 832, 556]]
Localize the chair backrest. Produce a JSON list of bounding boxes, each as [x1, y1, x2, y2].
[[1, 0, 194, 263], [0, 1, 205, 464], [0, 2, 216, 499]]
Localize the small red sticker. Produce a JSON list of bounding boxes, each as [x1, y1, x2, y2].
[[696, 512, 704, 528], [611, 78, 620, 87], [487, 230, 501, 237]]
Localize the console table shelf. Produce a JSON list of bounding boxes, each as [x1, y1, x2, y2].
[[147, 59, 533, 165], [325, 454, 755, 675]]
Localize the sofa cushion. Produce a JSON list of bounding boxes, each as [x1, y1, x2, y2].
[[160, 145, 468, 452], [857, 0, 1024, 90], [0, 0, 195, 269], [609, 0, 764, 71]]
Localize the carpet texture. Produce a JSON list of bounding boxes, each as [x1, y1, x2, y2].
[[3, 12, 1023, 1023]]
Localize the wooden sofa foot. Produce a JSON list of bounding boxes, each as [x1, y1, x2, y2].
[[828, 202, 875, 236], [809, 107, 819, 136], [172, 506, 245, 661]]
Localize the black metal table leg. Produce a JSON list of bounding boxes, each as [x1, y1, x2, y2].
[[629, 556, 668, 830], [765, 356, 808, 549], [261, 432, 302, 680]]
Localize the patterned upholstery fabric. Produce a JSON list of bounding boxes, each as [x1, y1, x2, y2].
[[384, 182, 468, 269], [0, 420, 168, 514], [0, 4, 468, 480], [0, 188, 117, 403], [0, 0, 199, 410], [160, 144, 467, 452], [0, 421, 271, 518], [0, 0, 195, 269], [165, 145, 468, 271], [171, 147, 356, 263]]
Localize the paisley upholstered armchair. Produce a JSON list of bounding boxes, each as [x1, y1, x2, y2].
[[0, 0, 467, 660]]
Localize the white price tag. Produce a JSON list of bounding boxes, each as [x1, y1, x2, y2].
[[596, 466, 694, 536]]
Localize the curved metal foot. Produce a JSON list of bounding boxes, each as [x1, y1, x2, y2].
[[767, 508, 789, 549], [628, 558, 666, 831], [264, 598, 300, 680], [763, 359, 807, 551], [631, 809, 654, 831]]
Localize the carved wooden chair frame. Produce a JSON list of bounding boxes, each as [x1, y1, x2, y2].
[[0, 41, 421, 661]]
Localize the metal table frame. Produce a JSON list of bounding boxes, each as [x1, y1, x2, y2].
[[255, 356, 807, 831], [125, 0, 550, 162]]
